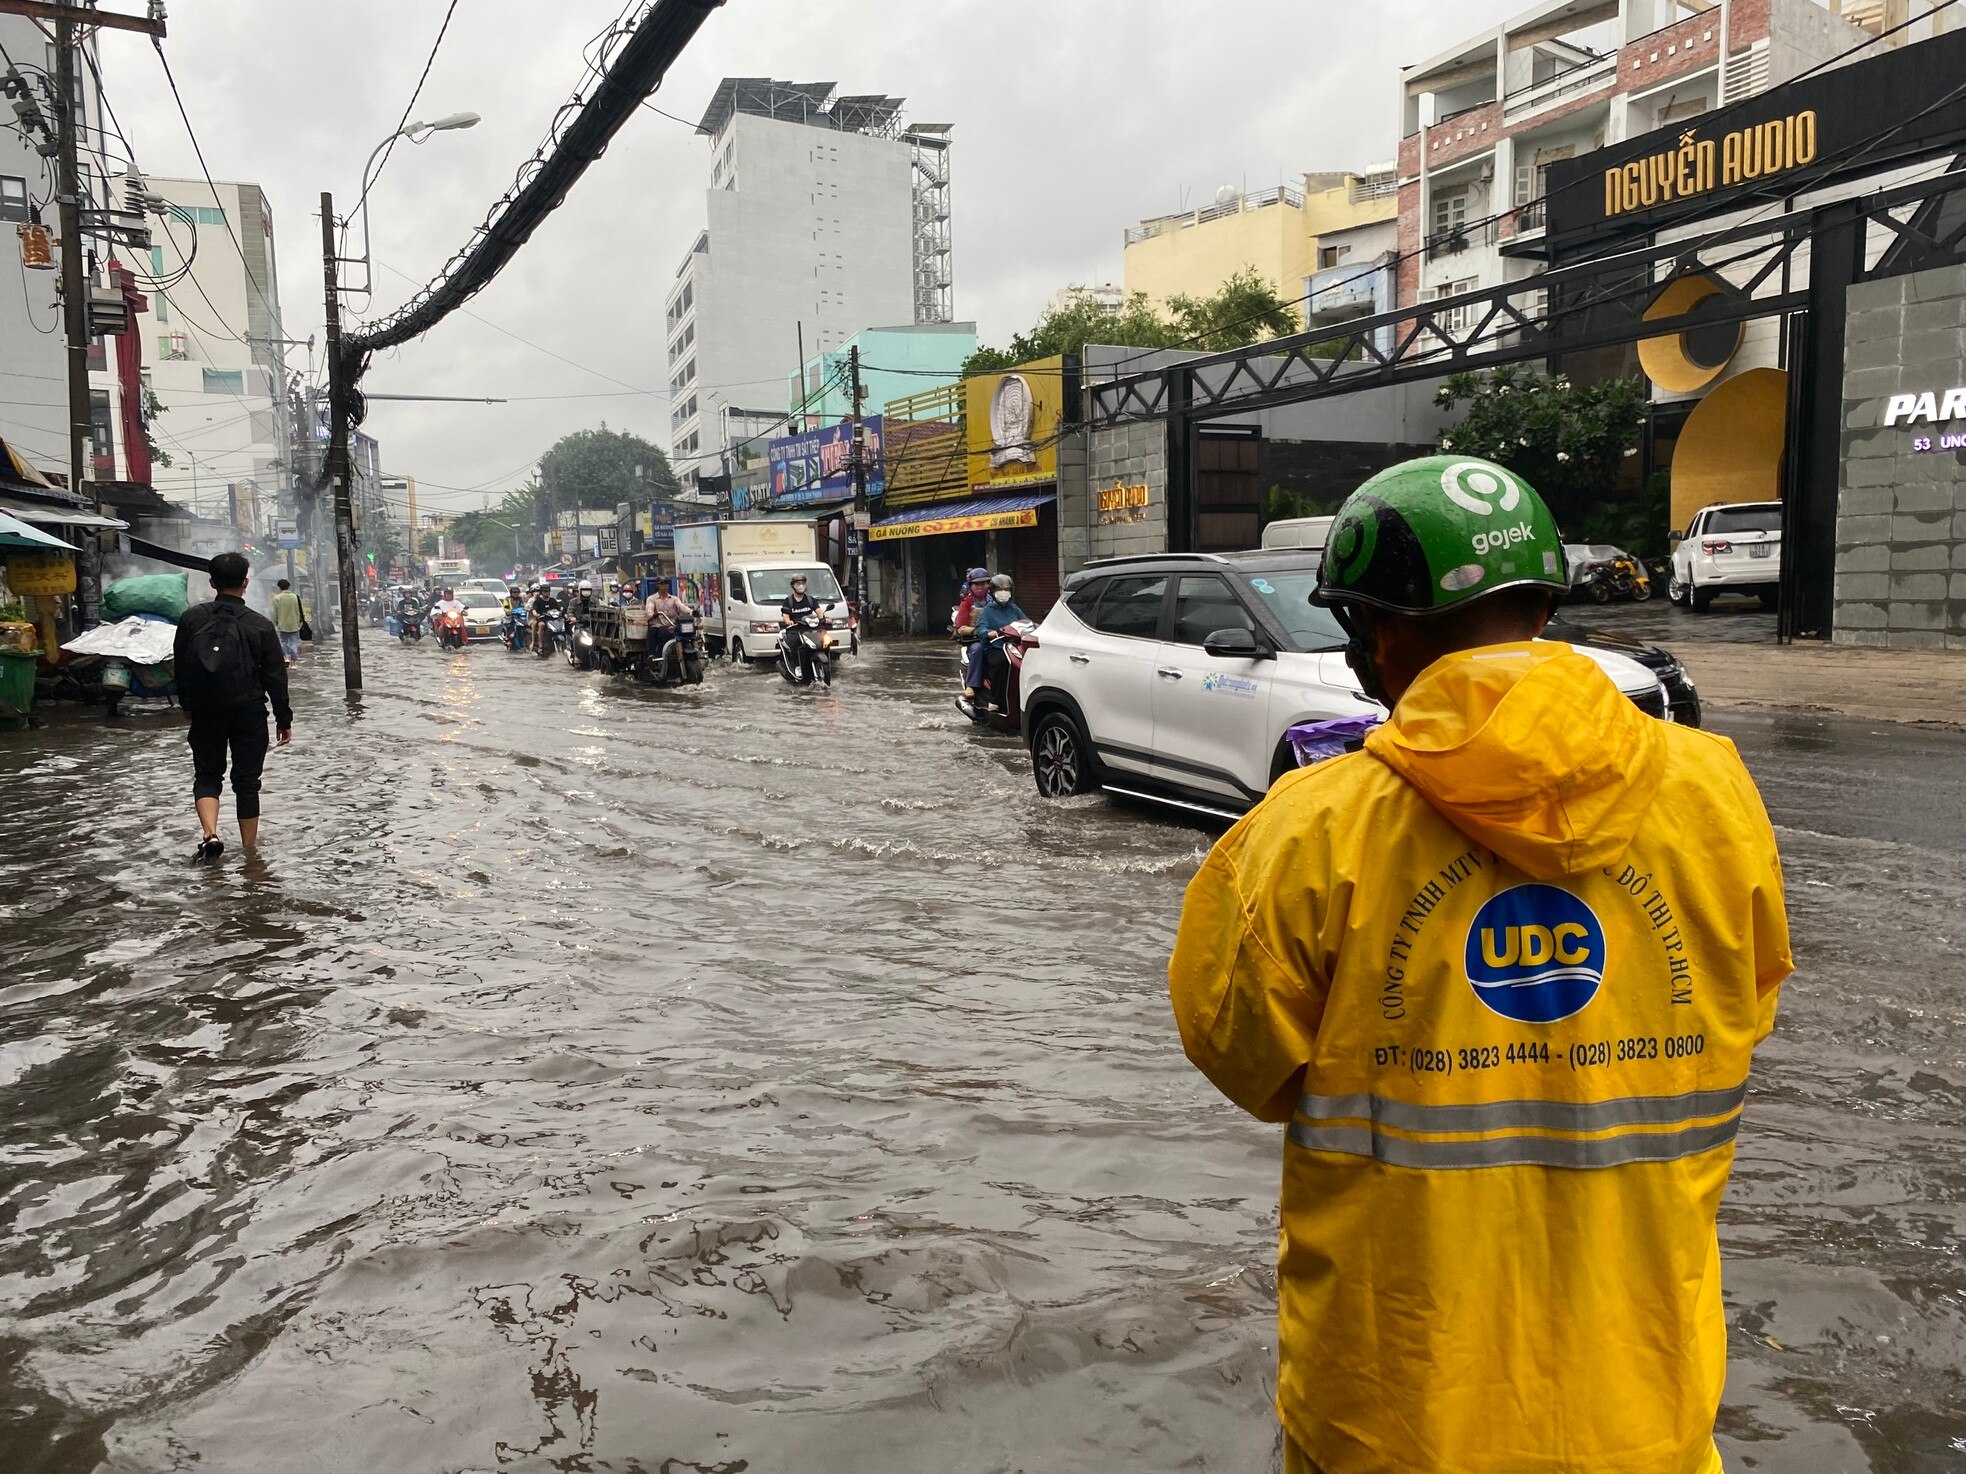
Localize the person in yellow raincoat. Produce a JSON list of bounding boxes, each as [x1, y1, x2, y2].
[[1169, 456, 1790, 1474]]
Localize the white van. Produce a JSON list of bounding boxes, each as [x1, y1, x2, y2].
[[1260, 515, 1334, 550], [722, 561, 856, 665]]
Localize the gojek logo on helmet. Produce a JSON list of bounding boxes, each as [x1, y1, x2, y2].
[[1441, 461, 1523, 517], [1464, 885, 1607, 1024]]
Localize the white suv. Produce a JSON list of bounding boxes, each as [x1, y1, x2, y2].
[[1669, 501, 1782, 612], [1018, 552, 1676, 818]]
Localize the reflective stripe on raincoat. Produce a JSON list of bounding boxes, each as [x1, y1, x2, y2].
[[1169, 640, 1790, 1474]]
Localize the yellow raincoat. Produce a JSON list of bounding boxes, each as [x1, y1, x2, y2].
[[1169, 641, 1790, 1474]]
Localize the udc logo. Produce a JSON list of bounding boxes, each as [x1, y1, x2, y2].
[[1464, 885, 1607, 1024]]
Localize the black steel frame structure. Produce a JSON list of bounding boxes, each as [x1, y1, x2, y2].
[[1087, 166, 1966, 642]]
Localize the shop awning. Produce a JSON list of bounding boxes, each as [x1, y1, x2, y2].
[[127, 536, 213, 572], [869, 491, 1055, 543], [0, 508, 77, 552], [0, 500, 128, 531]]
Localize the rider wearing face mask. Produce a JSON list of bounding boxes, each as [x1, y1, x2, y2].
[[966, 574, 1027, 711]]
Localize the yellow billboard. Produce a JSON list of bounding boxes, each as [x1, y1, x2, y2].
[[965, 355, 1062, 492]]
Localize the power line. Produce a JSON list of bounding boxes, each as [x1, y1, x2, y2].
[[149, 40, 282, 327], [1090, 0, 1964, 381], [352, 0, 462, 225]]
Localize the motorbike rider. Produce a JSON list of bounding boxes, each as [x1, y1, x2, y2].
[[1168, 455, 1790, 1474], [952, 566, 991, 641], [431, 586, 464, 618], [965, 574, 1027, 712], [567, 579, 598, 626], [644, 581, 693, 668], [778, 574, 822, 629]]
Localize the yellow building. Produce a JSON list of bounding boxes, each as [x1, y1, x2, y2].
[[1121, 169, 1399, 327]]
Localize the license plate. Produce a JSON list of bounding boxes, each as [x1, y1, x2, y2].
[[678, 622, 695, 633], [1749, 544, 1772, 558]]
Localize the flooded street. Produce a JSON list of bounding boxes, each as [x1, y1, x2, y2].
[[1, 638, 1961, 1473]]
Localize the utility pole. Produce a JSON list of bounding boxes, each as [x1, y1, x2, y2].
[[51, 7, 98, 624], [320, 192, 362, 691], [847, 344, 869, 619]]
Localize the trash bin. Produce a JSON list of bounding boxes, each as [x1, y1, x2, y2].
[[0, 650, 37, 729]]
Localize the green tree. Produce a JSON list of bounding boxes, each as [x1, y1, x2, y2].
[[538, 424, 679, 511], [962, 269, 1299, 377], [448, 481, 539, 573], [1433, 367, 1647, 529]]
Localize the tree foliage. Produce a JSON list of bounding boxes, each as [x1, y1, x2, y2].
[[538, 424, 679, 510], [962, 268, 1299, 376], [446, 482, 538, 575], [1434, 367, 1647, 528]]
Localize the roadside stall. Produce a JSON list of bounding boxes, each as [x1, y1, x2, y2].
[[0, 511, 78, 727]]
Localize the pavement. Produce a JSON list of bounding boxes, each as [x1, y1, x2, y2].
[[1559, 596, 1964, 729]]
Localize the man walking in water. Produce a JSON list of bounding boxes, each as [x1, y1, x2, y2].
[[270, 577, 304, 665], [1169, 456, 1790, 1474], [173, 552, 293, 863]]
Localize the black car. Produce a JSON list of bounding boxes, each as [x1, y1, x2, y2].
[[1546, 614, 1701, 727]]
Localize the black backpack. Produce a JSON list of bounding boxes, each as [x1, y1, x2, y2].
[[193, 604, 258, 697]]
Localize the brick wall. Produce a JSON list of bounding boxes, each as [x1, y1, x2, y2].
[[1076, 425, 1170, 573], [1834, 265, 1966, 650], [1618, 9, 1727, 92]]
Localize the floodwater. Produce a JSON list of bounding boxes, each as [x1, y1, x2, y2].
[[0, 636, 1960, 1473]]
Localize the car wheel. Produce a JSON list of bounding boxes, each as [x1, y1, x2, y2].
[[1269, 739, 1299, 789], [1691, 582, 1715, 613], [1031, 711, 1095, 798], [1666, 573, 1686, 606], [730, 639, 746, 664]]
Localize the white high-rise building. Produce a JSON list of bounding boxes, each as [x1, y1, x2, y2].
[[666, 79, 953, 487], [140, 176, 292, 532]]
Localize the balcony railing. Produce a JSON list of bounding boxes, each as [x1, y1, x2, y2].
[[1502, 54, 1616, 120], [1125, 185, 1306, 246]]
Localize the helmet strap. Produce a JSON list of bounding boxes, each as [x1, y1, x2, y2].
[[1332, 604, 1390, 708]]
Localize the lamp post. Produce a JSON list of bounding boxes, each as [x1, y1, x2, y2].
[[350, 112, 481, 291], [481, 518, 525, 575]]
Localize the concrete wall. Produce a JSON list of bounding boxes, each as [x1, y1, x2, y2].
[[1835, 264, 1966, 650], [1123, 193, 1312, 325]]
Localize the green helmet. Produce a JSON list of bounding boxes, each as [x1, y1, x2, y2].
[[1312, 454, 1568, 615]]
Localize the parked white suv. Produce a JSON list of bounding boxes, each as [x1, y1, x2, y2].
[[1018, 551, 1678, 818], [1669, 501, 1782, 612]]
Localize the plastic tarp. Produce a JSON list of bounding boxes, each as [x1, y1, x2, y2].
[[101, 571, 189, 622], [62, 615, 176, 665]]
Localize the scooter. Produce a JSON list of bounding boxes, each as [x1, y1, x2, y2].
[[567, 620, 598, 670], [532, 607, 565, 659], [956, 619, 1040, 732], [777, 610, 833, 688], [435, 608, 468, 650], [643, 612, 706, 686], [398, 608, 426, 645], [500, 604, 530, 652]]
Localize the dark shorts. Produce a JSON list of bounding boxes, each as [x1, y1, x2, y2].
[[188, 706, 270, 819]]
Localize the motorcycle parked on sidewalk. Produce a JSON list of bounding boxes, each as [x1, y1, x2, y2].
[[435, 608, 468, 650], [956, 619, 1040, 733], [643, 613, 706, 687], [778, 611, 833, 688], [1583, 553, 1652, 604]]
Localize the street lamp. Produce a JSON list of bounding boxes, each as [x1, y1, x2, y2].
[[349, 111, 482, 291], [481, 517, 525, 572]]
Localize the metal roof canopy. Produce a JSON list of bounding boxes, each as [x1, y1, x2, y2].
[[1086, 160, 1966, 645], [695, 78, 904, 137], [0, 500, 128, 530]]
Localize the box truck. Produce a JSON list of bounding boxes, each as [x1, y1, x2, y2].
[[674, 519, 858, 663]]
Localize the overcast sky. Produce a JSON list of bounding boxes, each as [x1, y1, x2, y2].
[[100, 0, 1522, 514]]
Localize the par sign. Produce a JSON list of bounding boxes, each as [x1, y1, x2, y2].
[[1883, 388, 1966, 426]]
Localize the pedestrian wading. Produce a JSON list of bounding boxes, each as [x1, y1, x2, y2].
[[1168, 456, 1792, 1474], [172, 551, 294, 863]]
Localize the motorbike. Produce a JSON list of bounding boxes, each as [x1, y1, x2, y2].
[[397, 607, 426, 645], [566, 619, 598, 670], [643, 612, 706, 686], [435, 608, 468, 650], [500, 604, 530, 652], [1583, 553, 1652, 603], [777, 610, 834, 688], [531, 606, 565, 659], [956, 619, 1040, 732]]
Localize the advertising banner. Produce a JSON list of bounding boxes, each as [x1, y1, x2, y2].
[[674, 523, 720, 576], [1545, 27, 1966, 250], [767, 418, 883, 507], [965, 356, 1063, 492]]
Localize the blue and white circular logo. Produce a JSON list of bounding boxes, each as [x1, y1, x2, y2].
[[1464, 884, 1607, 1024]]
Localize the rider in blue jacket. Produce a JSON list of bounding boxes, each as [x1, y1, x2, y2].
[[967, 574, 1028, 712]]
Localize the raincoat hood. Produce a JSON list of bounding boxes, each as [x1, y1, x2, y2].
[[1364, 640, 1665, 880]]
